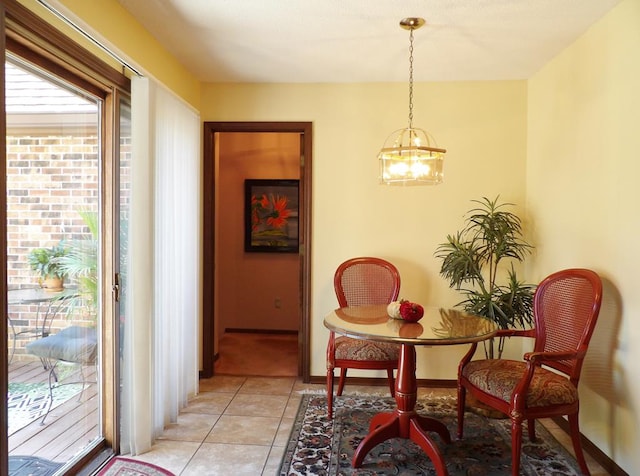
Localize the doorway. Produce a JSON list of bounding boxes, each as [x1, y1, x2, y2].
[[202, 122, 312, 381]]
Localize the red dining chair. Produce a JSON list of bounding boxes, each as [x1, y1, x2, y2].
[[457, 268, 602, 476], [326, 257, 401, 418]]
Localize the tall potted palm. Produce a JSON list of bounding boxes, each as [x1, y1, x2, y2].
[[435, 196, 535, 358], [58, 210, 98, 318]]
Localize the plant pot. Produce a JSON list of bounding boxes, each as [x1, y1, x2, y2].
[[42, 277, 64, 292]]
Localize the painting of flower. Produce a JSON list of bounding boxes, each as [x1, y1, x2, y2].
[[245, 179, 299, 252]]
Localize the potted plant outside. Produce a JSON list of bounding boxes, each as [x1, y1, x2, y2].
[[435, 196, 535, 359], [57, 210, 98, 317], [27, 241, 69, 291]]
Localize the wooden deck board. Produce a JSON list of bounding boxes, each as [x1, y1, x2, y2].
[[9, 360, 50, 384], [8, 360, 99, 463]]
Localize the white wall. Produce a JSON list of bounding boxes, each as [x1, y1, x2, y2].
[[527, 0, 640, 472]]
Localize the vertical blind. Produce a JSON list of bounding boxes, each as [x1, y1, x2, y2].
[[123, 76, 201, 454]]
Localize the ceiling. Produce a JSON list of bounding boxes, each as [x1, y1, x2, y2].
[[117, 0, 621, 83]]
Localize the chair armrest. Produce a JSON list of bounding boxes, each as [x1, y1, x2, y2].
[[457, 341, 479, 376], [524, 349, 583, 364], [496, 328, 535, 338]]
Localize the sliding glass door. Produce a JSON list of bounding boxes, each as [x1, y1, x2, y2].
[[5, 55, 104, 473], [1, 3, 131, 473]]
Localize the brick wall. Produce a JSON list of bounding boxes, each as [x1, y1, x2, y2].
[[7, 133, 99, 359]]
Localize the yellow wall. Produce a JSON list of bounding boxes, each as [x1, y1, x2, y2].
[[19, 0, 201, 109], [527, 0, 640, 472], [201, 80, 529, 380]]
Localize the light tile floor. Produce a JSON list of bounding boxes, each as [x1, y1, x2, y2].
[[125, 376, 308, 475], [125, 375, 609, 476]]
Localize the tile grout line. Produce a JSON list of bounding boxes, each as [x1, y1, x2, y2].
[[178, 376, 249, 475]]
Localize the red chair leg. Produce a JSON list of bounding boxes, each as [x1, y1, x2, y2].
[[457, 385, 466, 439], [327, 368, 334, 418], [386, 369, 395, 397], [527, 418, 537, 442], [569, 414, 591, 476], [337, 368, 347, 396], [511, 417, 524, 476]]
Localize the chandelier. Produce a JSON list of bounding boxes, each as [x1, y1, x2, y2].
[[379, 18, 446, 186]]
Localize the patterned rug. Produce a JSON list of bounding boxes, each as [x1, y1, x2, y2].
[[97, 457, 175, 476], [8, 381, 85, 435], [279, 394, 583, 475]]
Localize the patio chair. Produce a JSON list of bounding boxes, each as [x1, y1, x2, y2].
[[326, 257, 401, 418], [7, 287, 75, 364], [25, 325, 98, 424], [457, 268, 603, 476]]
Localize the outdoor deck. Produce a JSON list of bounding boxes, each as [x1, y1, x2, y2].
[[8, 359, 99, 464]]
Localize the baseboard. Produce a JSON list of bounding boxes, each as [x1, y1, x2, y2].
[[224, 328, 298, 335], [310, 375, 456, 389], [314, 375, 626, 474], [551, 416, 629, 476]]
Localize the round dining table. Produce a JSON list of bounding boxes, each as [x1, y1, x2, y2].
[[324, 304, 497, 475]]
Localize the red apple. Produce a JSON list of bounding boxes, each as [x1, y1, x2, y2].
[[399, 301, 424, 322]]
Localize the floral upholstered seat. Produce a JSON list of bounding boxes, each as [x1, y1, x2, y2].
[[462, 359, 578, 407], [334, 336, 400, 361]]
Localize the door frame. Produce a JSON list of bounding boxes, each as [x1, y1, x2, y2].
[[202, 121, 312, 381]]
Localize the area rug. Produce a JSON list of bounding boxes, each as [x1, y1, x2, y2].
[[8, 381, 85, 435], [97, 457, 175, 476], [279, 394, 583, 475]]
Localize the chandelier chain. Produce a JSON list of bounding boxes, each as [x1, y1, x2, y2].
[[408, 28, 415, 130]]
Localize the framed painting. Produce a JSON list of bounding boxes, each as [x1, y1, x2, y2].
[[244, 179, 299, 253]]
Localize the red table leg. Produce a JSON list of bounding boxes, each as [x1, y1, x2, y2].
[[352, 343, 451, 475]]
